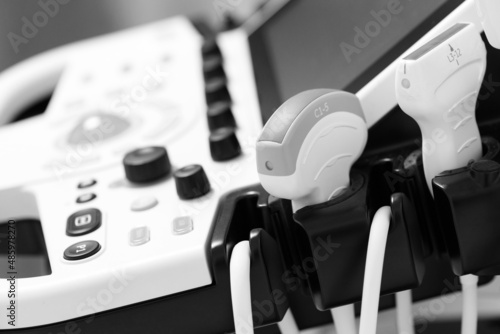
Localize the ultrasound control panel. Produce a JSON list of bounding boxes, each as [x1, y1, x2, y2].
[[0, 17, 262, 329]]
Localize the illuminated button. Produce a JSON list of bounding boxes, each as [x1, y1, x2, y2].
[[64, 240, 101, 261], [83, 116, 103, 131], [130, 196, 158, 212], [172, 216, 193, 235], [77, 179, 97, 189], [67, 113, 130, 146], [76, 193, 97, 204], [67, 208, 102, 236], [129, 226, 150, 246]]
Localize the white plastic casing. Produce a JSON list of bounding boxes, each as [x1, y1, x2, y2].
[[257, 90, 368, 212], [395, 23, 486, 191], [0, 17, 262, 329], [0, 0, 494, 330], [476, 0, 500, 49]]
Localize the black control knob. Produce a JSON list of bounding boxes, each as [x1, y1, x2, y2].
[[470, 160, 500, 187], [174, 164, 211, 199], [203, 55, 225, 81], [123, 146, 171, 183], [205, 77, 231, 105], [209, 127, 241, 161], [207, 101, 236, 131], [202, 38, 221, 57]]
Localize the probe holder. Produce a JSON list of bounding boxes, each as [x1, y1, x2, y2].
[[292, 172, 425, 310], [433, 138, 500, 276]]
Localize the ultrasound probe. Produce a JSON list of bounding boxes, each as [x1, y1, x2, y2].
[[396, 22, 487, 334]]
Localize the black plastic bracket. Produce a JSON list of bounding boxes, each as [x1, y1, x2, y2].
[[292, 171, 425, 310], [249, 228, 289, 325], [433, 138, 500, 276]]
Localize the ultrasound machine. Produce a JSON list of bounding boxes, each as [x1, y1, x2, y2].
[[2, 0, 500, 333]]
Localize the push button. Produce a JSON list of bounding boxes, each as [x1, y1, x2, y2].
[[129, 226, 150, 246], [78, 179, 97, 189], [64, 240, 101, 261], [130, 196, 158, 211], [67, 114, 130, 146], [76, 193, 96, 204], [67, 208, 102, 236], [172, 216, 193, 235]]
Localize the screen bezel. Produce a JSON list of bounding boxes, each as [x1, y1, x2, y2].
[[248, 0, 465, 123]]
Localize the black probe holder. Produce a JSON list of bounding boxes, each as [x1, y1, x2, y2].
[[291, 170, 425, 310], [370, 136, 500, 277], [431, 137, 500, 276]]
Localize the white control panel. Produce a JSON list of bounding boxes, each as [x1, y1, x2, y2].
[[0, 17, 262, 329]]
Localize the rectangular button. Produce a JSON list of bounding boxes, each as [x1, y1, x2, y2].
[[67, 208, 102, 236], [172, 216, 193, 235], [129, 226, 150, 246]]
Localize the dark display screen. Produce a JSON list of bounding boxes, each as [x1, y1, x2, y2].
[[249, 0, 463, 122], [0, 219, 51, 279]]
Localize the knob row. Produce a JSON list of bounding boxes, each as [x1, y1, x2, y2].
[[202, 37, 242, 162], [123, 147, 211, 200]]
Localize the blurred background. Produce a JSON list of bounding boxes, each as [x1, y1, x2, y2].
[[0, 0, 266, 72]]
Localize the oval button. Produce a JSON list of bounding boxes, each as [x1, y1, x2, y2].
[[130, 196, 158, 212], [64, 240, 101, 261]]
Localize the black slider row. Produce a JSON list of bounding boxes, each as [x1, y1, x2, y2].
[[202, 37, 241, 163]]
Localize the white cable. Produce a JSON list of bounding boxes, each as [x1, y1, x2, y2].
[[278, 309, 300, 334], [395, 290, 415, 334], [230, 241, 301, 334], [256, 89, 367, 334], [460, 274, 479, 334], [331, 304, 357, 334], [359, 206, 392, 334], [230, 241, 254, 334], [395, 23, 484, 334]]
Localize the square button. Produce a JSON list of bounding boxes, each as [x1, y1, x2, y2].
[[172, 216, 193, 235], [67, 208, 102, 236], [75, 214, 92, 226], [129, 226, 150, 246]]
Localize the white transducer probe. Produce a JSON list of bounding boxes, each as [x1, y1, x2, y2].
[[396, 23, 486, 192]]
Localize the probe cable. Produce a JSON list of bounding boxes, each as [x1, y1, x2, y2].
[[230, 241, 300, 334]]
